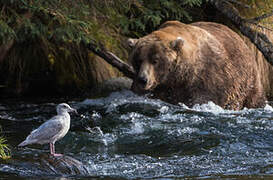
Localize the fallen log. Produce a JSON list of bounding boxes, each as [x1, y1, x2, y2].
[[84, 41, 136, 79]]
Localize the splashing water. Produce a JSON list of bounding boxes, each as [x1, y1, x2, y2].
[[0, 90, 273, 179]]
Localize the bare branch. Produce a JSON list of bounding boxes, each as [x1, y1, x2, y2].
[[209, 0, 273, 66], [84, 41, 136, 79], [249, 22, 273, 32], [224, 0, 251, 8], [245, 10, 273, 23]]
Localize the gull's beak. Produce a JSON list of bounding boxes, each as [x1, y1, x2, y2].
[[70, 108, 78, 114]]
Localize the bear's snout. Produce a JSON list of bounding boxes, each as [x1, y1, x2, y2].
[[137, 75, 148, 86]]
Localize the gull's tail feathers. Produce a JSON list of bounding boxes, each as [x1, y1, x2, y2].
[[18, 140, 29, 147]]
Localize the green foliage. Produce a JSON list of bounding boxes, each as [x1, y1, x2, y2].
[[0, 0, 95, 45], [118, 0, 204, 37], [0, 0, 204, 95], [0, 0, 125, 95], [0, 0, 204, 53], [0, 131, 10, 160], [0, 20, 16, 44]]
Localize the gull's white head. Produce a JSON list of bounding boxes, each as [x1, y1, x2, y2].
[[56, 103, 77, 114]]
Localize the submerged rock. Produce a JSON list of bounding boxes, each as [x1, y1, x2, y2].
[[8, 153, 89, 176], [92, 77, 132, 97], [39, 154, 89, 175]]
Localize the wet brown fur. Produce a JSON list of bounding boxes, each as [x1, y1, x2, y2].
[[129, 21, 265, 110]]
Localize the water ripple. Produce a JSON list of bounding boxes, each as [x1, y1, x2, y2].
[[0, 91, 273, 179]]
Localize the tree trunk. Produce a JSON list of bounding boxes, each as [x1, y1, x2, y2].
[[0, 40, 14, 63], [209, 0, 273, 66]]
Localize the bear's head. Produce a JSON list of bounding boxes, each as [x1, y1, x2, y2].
[[128, 36, 185, 94]]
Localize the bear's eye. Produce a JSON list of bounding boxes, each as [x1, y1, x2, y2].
[[133, 58, 141, 71], [151, 57, 159, 65], [132, 53, 142, 70]]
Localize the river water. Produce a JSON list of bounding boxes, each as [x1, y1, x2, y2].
[[0, 90, 273, 179]]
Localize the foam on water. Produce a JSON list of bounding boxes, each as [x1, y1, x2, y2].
[[186, 101, 273, 117], [129, 120, 145, 134], [264, 104, 273, 112], [1, 90, 273, 179], [91, 111, 102, 119], [192, 101, 228, 115], [158, 106, 169, 114], [80, 90, 167, 115], [0, 113, 17, 121], [86, 127, 116, 146], [80, 90, 255, 116], [80, 90, 137, 107]]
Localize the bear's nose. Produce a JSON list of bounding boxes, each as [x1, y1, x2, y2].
[[137, 75, 148, 85]]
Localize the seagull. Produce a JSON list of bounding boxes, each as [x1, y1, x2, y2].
[[18, 103, 77, 157]]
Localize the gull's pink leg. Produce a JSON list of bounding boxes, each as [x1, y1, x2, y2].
[[50, 143, 54, 155], [52, 142, 63, 157]]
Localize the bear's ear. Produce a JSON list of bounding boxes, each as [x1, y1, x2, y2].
[[127, 38, 138, 48], [171, 37, 184, 51]]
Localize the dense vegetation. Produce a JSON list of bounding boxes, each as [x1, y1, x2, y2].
[[0, 0, 207, 97], [0, 126, 10, 160], [0, 0, 272, 97], [0, 136, 10, 159]]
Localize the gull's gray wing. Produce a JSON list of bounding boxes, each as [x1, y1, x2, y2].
[[25, 116, 63, 144]]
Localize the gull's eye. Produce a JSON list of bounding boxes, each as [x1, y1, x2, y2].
[[61, 104, 68, 109]]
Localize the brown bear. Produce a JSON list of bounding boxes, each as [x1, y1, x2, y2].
[[128, 21, 266, 110]]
